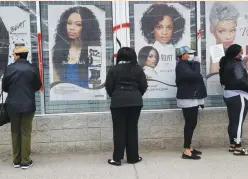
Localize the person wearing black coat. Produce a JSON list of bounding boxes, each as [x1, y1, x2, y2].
[[219, 44, 248, 156], [2, 46, 41, 169], [175, 46, 207, 160], [105, 47, 148, 166]]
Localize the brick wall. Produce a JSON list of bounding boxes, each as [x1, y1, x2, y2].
[[1, 108, 248, 155]]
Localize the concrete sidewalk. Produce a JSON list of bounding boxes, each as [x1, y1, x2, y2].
[[0, 148, 247, 179]]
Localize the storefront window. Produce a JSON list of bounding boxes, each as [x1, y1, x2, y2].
[[0, 1, 42, 114], [129, 1, 197, 109], [1, 1, 246, 113], [40, 1, 113, 113]]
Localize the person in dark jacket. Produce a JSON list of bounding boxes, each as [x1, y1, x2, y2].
[[105, 47, 148, 166], [219, 44, 248, 156], [2, 46, 41, 169], [176, 46, 207, 160]]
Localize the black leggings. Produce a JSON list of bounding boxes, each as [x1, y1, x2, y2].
[[182, 106, 199, 149]]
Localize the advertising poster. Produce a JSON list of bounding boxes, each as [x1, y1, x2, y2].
[[134, 3, 191, 98], [48, 5, 106, 101], [206, 2, 248, 95], [0, 7, 31, 102]]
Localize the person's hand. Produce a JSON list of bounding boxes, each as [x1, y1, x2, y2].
[[194, 56, 200, 62]]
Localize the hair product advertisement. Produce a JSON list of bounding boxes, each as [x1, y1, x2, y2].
[[134, 3, 191, 98], [48, 5, 106, 101], [0, 6, 31, 102], [206, 2, 248, 95]]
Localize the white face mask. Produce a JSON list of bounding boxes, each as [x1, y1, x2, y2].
[[188, 55, 194, 62], [241, 54, 246, 61]]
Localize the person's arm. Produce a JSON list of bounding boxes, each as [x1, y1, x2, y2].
[[193, 61, 201, 74], [32, 66, 42, 92], [233, 63, 248, 90], [105, 67, 115, 97], [176, 62, 202, 83], [138, 68, 148, 96], [2, 66, 10, 92]]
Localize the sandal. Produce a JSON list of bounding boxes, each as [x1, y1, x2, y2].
[[192, 149, 202, 155], [228, 146, 235, 152], [108, 159, 121, 166], [233, 148, 248, 156], [182, 153, 201, 160]]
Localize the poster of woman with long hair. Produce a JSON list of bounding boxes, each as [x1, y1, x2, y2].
[[48, 5, 106, 101], [0, 7, 31, 102], [134, 3, 191, 98], [206, 2, 248, 95]]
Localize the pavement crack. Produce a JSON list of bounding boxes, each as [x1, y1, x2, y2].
[[133, 164, 139, 179]]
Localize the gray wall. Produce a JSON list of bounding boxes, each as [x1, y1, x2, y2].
[[1, 108, 248, 155]]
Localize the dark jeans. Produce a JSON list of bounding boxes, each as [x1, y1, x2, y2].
[[182, 106, 199, 149], [9, 112, 35, 165], [110, 106, 141, 162], [224, 95, 248, 147]]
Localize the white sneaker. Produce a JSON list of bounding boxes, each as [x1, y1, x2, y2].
[[13, 164, 20, 168], [21, 161, 33, 169]]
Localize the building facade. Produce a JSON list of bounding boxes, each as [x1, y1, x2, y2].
[[0, 1, 248, 154]]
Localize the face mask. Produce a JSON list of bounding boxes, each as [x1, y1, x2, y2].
[[188, 55, 194, 62], [241, 54, 246, 61]]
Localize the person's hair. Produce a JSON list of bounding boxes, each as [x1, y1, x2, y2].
[[138, 46, 159, 68], [0, 16, 9, 76], [140, 3, 185, 45], [15, 52, 28, 59], [116, 47, 138, 66], [209, 2, 239, 27], [52, 6, 101, 80], [219, 44, 242, 84]]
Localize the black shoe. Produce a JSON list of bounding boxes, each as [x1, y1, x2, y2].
[[108, 159, 121, 166], [192, 149, 202, 155], [229, 146, 235, 152], [127, 157, 142, 164], [233, 148, 248, 156], [182, 153, 201, 160], [21, 161, 33, 169]]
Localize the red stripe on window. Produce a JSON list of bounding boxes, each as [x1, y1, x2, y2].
[[113, 23, 130, 32]]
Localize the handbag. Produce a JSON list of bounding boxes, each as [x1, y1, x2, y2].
[[0, 90, 10, 126]]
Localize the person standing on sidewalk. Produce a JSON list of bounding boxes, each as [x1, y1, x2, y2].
[[105, 47, 148, 166], [175, 46, 207, 160], [2, 46, 41, 169], [219, 44, 248, 155]]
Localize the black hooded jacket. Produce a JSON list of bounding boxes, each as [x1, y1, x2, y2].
[[175, 60, 207, 99], [219, 58, 248, 92]]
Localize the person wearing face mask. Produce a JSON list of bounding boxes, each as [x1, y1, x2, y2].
[[219, 44, 248, 155], [175, 46, 207, 160]]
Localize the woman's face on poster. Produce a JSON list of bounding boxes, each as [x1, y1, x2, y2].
[[145, 49, 158, 68], [67, 12, 83, 40], [212, 20, 237, 49], [154, 16, 174, 44]]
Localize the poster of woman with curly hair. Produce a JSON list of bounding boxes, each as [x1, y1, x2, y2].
[[134, 3, 191, 98], [206, 2, 248, 95], [48, 5, 106, 101]]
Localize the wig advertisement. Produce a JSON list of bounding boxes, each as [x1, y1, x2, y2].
[[0, 7, 31, 102], [206, 2, 248, 95], [48, 5, 106, 101], [134, 3, 191, 98]]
